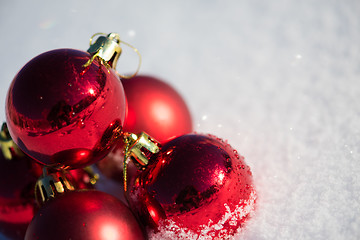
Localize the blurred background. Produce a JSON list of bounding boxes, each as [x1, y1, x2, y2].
[[0, 0, 359, 239]]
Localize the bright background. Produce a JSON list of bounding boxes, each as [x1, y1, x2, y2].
[[1, 1, 359, 239]]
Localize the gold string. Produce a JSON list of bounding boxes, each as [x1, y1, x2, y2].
[[85, 33, 142, 79], [88, 32, 107, 46], [117, 40, 142, 79], [123, 134, 131, 193]]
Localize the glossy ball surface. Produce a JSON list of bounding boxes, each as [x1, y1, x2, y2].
[[0, 151, 42, 240], [25, 190, 146, 240], [122, 75, 192, 144], [127, 134, 256, 239], [6, 49, 126, 169]]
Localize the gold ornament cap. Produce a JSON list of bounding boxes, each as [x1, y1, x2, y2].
[[35, 168, 75, 205], [84, 32, 122, 69], [83, 32, 142, 79], [124, 132, 161, 166], [0, 122, 24, 160], [123, 132, 161, 192]]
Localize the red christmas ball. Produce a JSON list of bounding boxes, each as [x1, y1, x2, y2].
[[122, 75, 192, 144], [127, 134, 256, 239], [0, 149, 96, 239], [0, 150, 42, 240], [6, 49, 126, 169], [25, 190, 146, 240]]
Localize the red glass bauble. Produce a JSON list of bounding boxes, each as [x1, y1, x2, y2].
[[6, 49, 126, 169], [0, 150, 96, 239], [25, 190, 146, 240], [122, 75, 192, 144], [0, 151, 42, 240], [127, 134, 256, 239]]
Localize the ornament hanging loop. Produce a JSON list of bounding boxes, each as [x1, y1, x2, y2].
[[83, 32, 122, 69], [83, 32, 142, 79], [117, 40, 142, 79], [88, 32, 109, 46]]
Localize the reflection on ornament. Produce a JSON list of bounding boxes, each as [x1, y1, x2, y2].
[[126, 134, 256, 239]]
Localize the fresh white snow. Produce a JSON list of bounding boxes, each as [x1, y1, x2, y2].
[[0, 1, 359, 239]]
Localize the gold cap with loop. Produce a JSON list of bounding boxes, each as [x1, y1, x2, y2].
[[35, 167, 75, 205], [123, 132, 161, 192], [83, 32, 121, 69], [83, 32, 142, 79], [0, 122, 24, 160]]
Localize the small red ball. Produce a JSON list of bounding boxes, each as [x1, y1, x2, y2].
[[122, 75, 192, 144], [0, 151, 42, 240], [6, 49, 126, 169], [127, 134, 256, 239], [25, 190, 146, 240], [0, 149, 97, 239]]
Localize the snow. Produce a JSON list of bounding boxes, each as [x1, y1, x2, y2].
[[1, 0, 359, 239]]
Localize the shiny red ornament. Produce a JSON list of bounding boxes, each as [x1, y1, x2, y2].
[[0, 150, 42, 240], [25, 190, 146, 240], [122, 75, 192, 144], [127, 134, 256, 239], [6, 49, 126, 169], [0, 152, 96, 239]]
